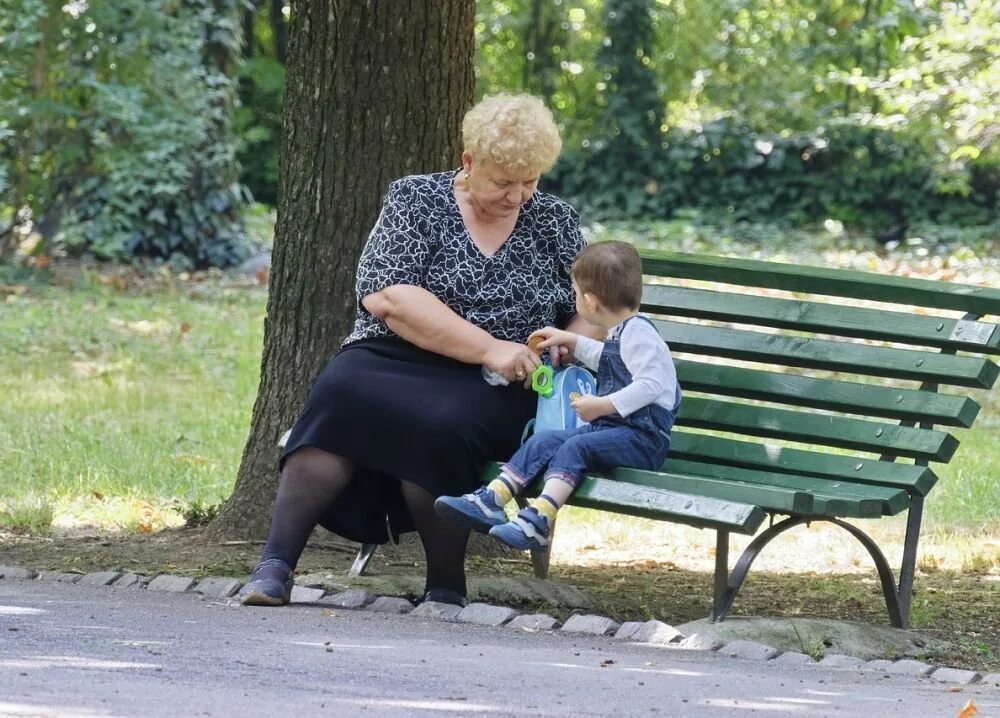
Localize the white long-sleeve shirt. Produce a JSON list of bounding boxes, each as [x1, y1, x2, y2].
[[574, 317, 679, 418]]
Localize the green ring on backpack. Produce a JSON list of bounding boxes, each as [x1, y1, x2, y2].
[[531, 364, 554, 397]]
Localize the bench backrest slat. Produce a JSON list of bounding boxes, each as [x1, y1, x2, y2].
[[642, 285, 1000, 354], [655, 320, 1000, 389], [642, 251, 1000, 318], [668, 432, 938, 496], [677, 396, 958, 461], [675, 360, 980, 428], [664, 457, 910, 518]]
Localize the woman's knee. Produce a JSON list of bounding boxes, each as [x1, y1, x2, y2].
[[282, 447, 353, 486]]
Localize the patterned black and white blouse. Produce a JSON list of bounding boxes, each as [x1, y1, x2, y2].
[[344, 171, 586, 347]]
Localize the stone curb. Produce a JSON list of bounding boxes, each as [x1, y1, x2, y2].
[[1, 564, 996, 684]]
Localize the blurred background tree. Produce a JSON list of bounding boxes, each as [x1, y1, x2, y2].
[[1, 0, 996, 268]]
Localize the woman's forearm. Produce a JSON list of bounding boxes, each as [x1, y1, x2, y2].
[[362, 284, 496, 364]]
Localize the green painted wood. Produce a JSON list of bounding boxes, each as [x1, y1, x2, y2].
[[480, 463, 765, 533], [603, 466, 815, 515], [676, 397, 959, 462], [640, 250, 1000, 319], [641, 284, 1000, 355], [669, 432, 939, 496], [654, 320, 1000, 389], [674, 360, 980, 428], [568, 477, 766, 534], [663, 458, 909, 518]]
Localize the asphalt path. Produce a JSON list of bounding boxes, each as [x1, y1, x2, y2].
[[0, 580, 995, 717]]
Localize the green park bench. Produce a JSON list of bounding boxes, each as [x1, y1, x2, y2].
[[310, 251, 1000, 629]]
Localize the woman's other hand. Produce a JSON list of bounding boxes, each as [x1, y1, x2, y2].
[[529, 327, 578, 367], [571, 394, 616, 422], [483, 339, 542, 387]]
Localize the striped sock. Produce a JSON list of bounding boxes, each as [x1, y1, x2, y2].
[[487, 471, 523, 505], [529, 494, 559, 522]]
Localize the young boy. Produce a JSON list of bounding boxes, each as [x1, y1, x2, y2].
[[435, 241, 681, 550]]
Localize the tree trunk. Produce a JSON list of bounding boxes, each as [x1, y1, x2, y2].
[[207, 0, 476, 540]]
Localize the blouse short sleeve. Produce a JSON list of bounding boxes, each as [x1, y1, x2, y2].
[[354, 179, 431, 302]]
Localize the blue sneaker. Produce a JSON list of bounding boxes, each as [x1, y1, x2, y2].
[[489, 506, 550, 550], [238, 558, 294, 606], [434, 487, 507, 534]]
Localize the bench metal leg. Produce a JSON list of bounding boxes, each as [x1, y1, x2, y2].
[[711, 516, 904, 628], [897, 496, 924, 627], [711, 530, 730, 622], [349, 543, 380, 577]]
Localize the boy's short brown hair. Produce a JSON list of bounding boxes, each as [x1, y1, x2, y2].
[[571, 240, 643, 311]]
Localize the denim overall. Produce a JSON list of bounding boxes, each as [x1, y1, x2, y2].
[[502, 315, 681, 490]]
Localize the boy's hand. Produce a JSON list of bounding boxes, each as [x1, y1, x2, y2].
[[571, 394, 617, 422], [528, 327, 579, 363]]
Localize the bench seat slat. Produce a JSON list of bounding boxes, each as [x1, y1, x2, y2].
[[675, 359, 980, 428], [641, 251, 1000, 318], [480, 463, 765, 534], [568, 476, 766, 534], [654, 319, 1000, 389], [603, 467, 815, 516], [669, 432, 938, 496], [663, 458, 910, 518], [642, 285, 1000, 354]]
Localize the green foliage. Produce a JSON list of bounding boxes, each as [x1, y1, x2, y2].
[[0, 0, 250, 268], [550, 116, 998, 225]]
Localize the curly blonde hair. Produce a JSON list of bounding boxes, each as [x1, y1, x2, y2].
[[462, 94, 562, 176]]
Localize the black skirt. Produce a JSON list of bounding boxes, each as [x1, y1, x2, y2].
[[280, 337, 537, 544]]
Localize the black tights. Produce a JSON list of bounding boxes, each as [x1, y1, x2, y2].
[[259, 447, 469, 596]]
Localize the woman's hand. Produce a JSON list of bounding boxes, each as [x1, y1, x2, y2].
[[483, 339, 542, 387], [528, 327, 579, 367], [571, 394, 617, 423]]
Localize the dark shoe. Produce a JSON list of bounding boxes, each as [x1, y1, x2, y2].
[[489, 506, 550, 550], [238, 558, 294, 606], [421, 588, 468, 607], [434, 487, 507, 534]]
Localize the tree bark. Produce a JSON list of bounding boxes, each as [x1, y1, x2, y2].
[[208, 0, 476, 540]]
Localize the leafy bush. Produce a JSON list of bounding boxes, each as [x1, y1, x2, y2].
[[0, 1, 251, 269], [548, 116, 998, 227]]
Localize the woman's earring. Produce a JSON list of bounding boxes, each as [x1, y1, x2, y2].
[[464, 171, 470, 181]]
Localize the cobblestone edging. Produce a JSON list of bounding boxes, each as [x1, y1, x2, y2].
[[1, 564, 997, 687]]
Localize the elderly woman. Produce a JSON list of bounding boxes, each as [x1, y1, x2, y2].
[[239, 94, 589, 608]]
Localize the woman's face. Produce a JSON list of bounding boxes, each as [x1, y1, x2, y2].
[[463, 153, 539, 219]]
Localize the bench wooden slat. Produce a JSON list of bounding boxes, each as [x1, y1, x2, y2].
[[677, 396, 958, 461], [641, 251, 1000, 318], [604, 466, 815, 516], [654, 319, 1000, 389], [642, 285, 1000, 355], [675, 360, 980, 428], [569, 476, 766, 534], [664, 458, 910, 518], [669, 432, 938, 496]]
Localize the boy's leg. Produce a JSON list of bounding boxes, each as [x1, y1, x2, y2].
[[489, 428, 577, 503], [490, 427, 646, 550], [434, 429, 579, 533]]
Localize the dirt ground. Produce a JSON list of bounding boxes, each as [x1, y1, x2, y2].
[[2, 525, 997, 673]]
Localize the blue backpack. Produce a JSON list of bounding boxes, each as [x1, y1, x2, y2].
[[521, 364, 598, 443]]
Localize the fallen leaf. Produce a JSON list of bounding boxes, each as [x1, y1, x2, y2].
[[323, 609, 338, 618], [179, 322, 192, 334], [256, 266, 269, 284], [958, 698, 977, 717], [946, 685, 963, 692]]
